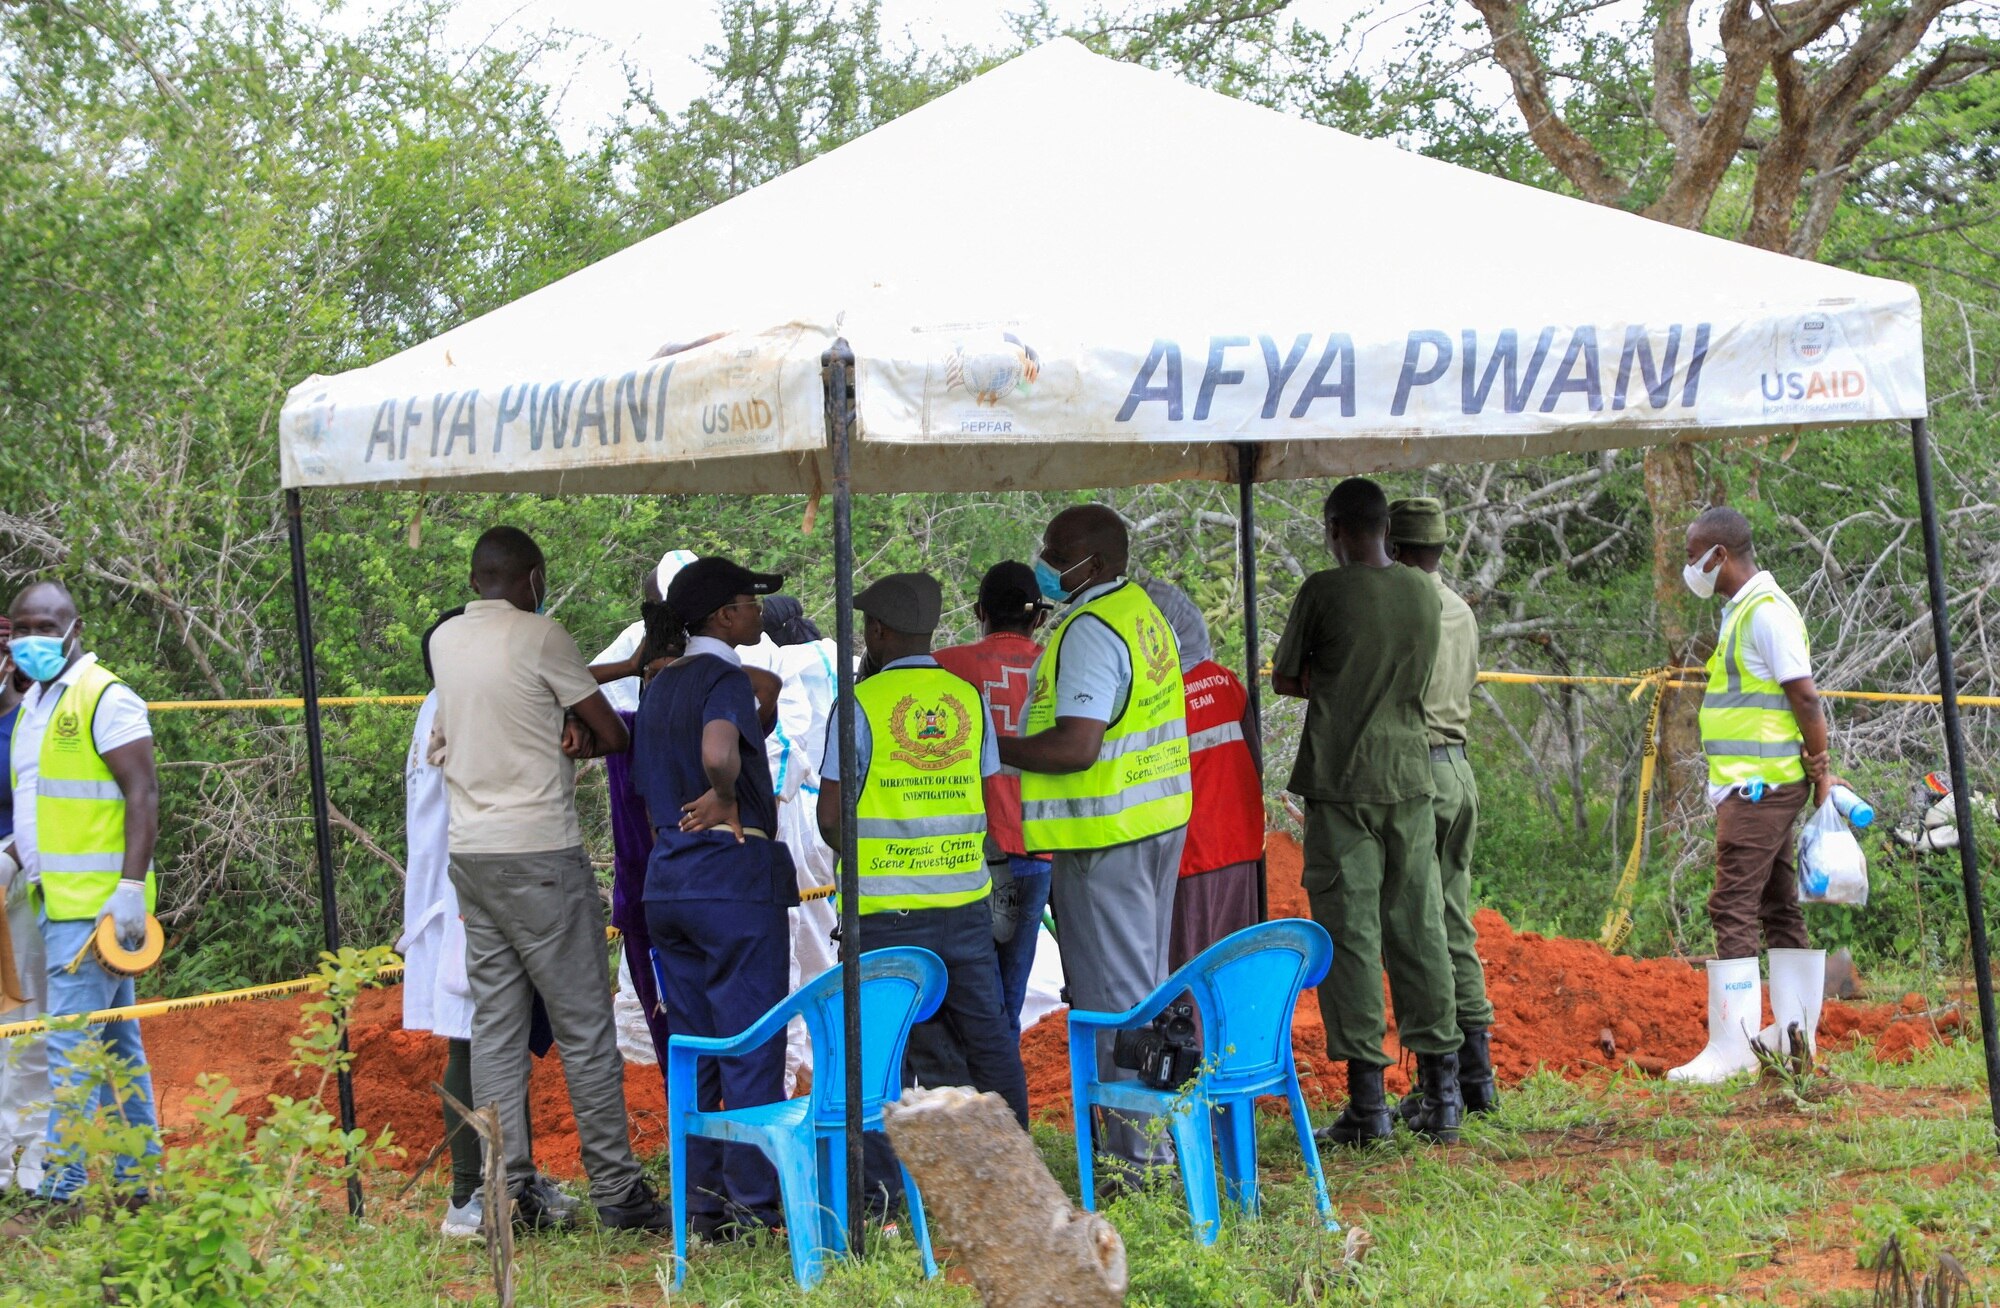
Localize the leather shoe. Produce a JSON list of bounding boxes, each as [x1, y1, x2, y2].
[[596, 1180, 672, 1234]]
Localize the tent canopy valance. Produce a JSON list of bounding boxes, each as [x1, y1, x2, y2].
[[278, 39, 1926, 496]]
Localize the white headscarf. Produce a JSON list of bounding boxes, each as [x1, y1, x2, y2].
[[1141, 579, 1212, 673], [655, 549, 699, 599]]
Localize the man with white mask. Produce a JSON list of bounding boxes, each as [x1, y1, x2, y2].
[[1670, 506, 1836, 1083]]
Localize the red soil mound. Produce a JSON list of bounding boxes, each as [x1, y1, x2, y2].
[[139, 985, 668, 1181], [133, 833, 1949, 1173], [1021, 833, 1938, 1119]]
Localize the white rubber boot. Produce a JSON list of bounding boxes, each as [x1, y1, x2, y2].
[[1755, 948, 1826, 1062], [1668, 957, 1762, 1084]]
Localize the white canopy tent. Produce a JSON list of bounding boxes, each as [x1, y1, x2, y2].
[[275, 40, 1994, 1223], [281, 37, 1923, 496]]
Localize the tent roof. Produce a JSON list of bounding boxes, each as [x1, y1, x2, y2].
[[279, 38, 1925, 496]]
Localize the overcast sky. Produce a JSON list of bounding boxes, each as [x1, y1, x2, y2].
[[319, 0, 1383, 149]]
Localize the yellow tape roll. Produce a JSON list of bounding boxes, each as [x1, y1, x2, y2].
[[93, 915, 166, 978]]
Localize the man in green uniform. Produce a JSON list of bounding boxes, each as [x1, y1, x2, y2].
[[1274, 478, 1461, 1146], [1388, 497, 1497, 1121]]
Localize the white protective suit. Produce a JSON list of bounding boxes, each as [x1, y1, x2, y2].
[[740, 635, 841, 1092], [0, 862, 48, 1192]]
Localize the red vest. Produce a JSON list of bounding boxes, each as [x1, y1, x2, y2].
[[933, 632, 1045, 860], [1179, 660, 1264, 877]]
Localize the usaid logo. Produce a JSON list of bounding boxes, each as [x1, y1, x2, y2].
[[1789, 315, 1842, 364]]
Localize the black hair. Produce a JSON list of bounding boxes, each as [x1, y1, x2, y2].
[[1690, 506, 1755, 556], [470, 526, 543, 582], [1324, 477, 1390, 534], [978, 561, 1044, 632]]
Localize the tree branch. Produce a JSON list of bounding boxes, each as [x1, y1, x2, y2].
[[1466, 0, 1630, 206]]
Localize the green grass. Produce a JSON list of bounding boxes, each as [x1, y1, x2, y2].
[[4, 1042, 1993, 1306]]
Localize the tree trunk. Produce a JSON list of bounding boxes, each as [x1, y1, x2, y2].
[[1644, 441, 1711, 827], [883, 1087, 1128, 1307]]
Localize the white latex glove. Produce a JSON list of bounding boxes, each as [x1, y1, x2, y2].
[[102, 879, 147, 951], [0, 848, 19, 899]]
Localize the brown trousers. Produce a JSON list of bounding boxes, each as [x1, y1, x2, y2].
[[1710, 779, 1812, 959]]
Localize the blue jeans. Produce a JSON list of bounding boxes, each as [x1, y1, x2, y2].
[[38, 912, 160, 1201], [998, 856, 1052, 1039]]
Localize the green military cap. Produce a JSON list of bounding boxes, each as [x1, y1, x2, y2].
[[1388, 496, 1449, 546]]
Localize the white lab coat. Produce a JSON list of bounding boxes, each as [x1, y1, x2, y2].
[[398, 692, 474, 1041]]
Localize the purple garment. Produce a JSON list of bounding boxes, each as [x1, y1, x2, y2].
[[607, 710, 673, 1069]]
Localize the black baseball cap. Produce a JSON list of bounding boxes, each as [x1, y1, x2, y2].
[[854, 572, 943, 635], [667, 556, 784, 628]]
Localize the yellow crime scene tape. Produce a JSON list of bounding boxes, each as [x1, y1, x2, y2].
[[24, 671, 1974, 1033]]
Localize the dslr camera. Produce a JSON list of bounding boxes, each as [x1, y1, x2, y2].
[[1111, 1000, 1201, 1090]]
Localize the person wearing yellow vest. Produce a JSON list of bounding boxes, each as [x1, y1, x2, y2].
[[997, 505, 1191, 1192], [1670, 508, 1836, 1083], [0, 581, 160, 1223], [815, 572, 1028, 1130]]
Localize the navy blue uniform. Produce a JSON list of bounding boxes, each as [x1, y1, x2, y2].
[[635, 651, 797, 1231]]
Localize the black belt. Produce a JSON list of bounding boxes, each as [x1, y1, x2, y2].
[[1429, 744, 1466, 762]]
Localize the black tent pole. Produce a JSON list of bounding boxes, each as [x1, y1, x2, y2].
[[1235, 443, 1267, 922], [823, 340, 866, 1249], [284, 488, 364, 1216], [1911, 417, 2000, 1143]]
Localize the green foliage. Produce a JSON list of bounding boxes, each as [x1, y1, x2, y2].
[[2, 0, 1997, 994], [2, 946, 397, 1308]]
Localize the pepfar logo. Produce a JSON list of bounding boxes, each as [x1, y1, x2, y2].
[[945, 333, 1041, 407]]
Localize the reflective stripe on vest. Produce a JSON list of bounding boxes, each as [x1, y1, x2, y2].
[[17, 661, 158, 921], [1020, 582, 1192, 852], [852, 666, 991, 914], [1698, 588, 1809, 789]]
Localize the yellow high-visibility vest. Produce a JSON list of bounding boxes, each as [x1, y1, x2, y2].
[[1020, 582, 1191, 852], [1699, 586, 1809, 789], [20, 660, 157, 922], [853, 665, 991, 914]]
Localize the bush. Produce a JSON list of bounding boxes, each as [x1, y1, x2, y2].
[[3, 947, 400, 1308]]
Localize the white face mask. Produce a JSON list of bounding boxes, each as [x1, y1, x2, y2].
[[1682, 544, 1723, 599]]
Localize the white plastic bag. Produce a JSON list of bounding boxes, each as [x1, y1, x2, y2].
[[1798, 797, 1869, 906]]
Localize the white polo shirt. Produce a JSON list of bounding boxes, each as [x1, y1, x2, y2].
[[8, 653, 153, 880]]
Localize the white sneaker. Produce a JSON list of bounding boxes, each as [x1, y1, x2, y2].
[[1668, 957, 1763, 1084], [441, 1193, 482, 1238]]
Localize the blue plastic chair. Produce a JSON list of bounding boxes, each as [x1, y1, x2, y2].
[[660, 946, 947, 1290], [1067, 919, 1338, 1243]]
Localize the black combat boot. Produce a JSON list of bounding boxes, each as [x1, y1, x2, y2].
[[1458, 1027, 1499, 1116], [1408, 1051, 1464, 1144], [1314, 1062, 1393, 1147], [1395, 1062, 1425, 1126]]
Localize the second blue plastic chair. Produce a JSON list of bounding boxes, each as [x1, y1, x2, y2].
[[659, 945, 947, 1289], [1067, 918, 1338, 1243]]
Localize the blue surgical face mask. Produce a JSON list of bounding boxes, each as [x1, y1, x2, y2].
[[1034, 551, 1095, 604], [11, 620, 76, 683], [532, 568, 548, 615]]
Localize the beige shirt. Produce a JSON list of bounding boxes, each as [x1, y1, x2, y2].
[[1424, 571, 1479, 748], [430, 600, 601, 854]]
